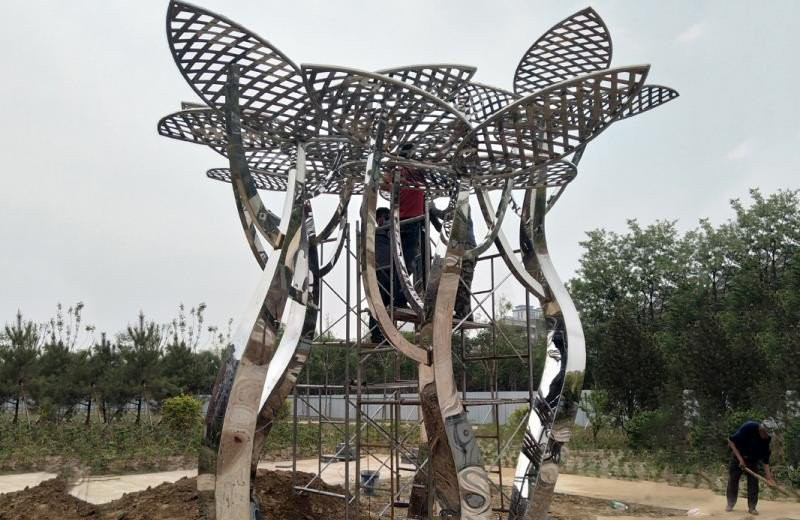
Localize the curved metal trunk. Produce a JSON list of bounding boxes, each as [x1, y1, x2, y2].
[[250, 204, 320, 476], [408, 185, 492, 519], [429, 186, 492, 519], [507, 187, 586, 520], [197, 66, 312, 520], [359, 125, 429, 365], [360, 124, 491, 518]]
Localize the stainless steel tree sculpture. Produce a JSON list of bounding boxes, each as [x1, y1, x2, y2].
[[158, 2, 678, 519]]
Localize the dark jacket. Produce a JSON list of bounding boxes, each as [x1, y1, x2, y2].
[[729, 421, 771, 464]]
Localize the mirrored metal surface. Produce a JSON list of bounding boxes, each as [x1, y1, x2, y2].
[[159, 3, 678, 518]]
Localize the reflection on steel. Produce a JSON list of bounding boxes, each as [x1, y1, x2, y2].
[[506, 186, 586, 520], [208, 67, 312, 520], [389, 183, 425, 317], [467, 179, 513, 260], [428, 185, 492, 518], [232, 180, 269, 269], [251, 201, 318, 477], [159, 2, 677, 518]]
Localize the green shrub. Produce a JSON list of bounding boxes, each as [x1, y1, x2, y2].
[[724, 409, 765, 437], [0, 414, 202, 473], [161, 395, 202, 431], [785, 417, 800, 468], [687, 409, 766, 464], [787, 466, 800, 489], [624, 410, 673, 451], [504, 406, 529, 441]]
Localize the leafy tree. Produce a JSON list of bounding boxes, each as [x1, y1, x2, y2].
[[32, 303, 93, 422], [579, 389, 612, 443], [117, 311, 168, 423], [0, 311, 42, 423], [570, 188, 800, 437]]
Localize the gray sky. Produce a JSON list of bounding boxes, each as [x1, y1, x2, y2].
[[1, 1, 798, 345]]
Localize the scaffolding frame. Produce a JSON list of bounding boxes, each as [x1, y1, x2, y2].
[[288, 210, 542, 520]]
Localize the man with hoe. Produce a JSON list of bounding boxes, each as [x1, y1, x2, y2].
[[726, 420, 776, 514]]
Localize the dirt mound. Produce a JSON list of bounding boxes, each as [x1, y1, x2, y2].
[[0, 477, 100, 520], [102, 469, 360, 520], [101, 475, 201, 520], [0, 470, 365, 520], [0, 471, 682, 520]]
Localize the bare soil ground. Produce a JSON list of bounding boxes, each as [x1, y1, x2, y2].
[[0, 470, 684, 520], [548, 494, 684, 520], [0, 470, 368, 520], [0, 477, 100, 520]]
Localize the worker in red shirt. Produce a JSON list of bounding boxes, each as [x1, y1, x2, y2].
[[395, 143, 426, 291]]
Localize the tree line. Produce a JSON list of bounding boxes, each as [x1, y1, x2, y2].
[[4, 187, 797, 438], [569, 188, 800, 455], [0, 303, 227, 423]]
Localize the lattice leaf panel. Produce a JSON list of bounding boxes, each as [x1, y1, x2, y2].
[[303, 65, 471, 165], [207, 167, 288, 192], [376, 64, 476, 102], [514, 7, 613, 95], [167, 0, 321, 141], [472, 160, 577, 190], [617, 84, 679, 120], [455, 66, 649, 180], [158, 108, 281, 150], [453, 81, 520, 124]]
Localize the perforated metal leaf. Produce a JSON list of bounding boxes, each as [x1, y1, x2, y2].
[[303, 64, 471, 166], [377, 64, 476, 102], [617, 84, 679, 120], [167, 1, 322, 141], [456, 66, 649, 180], [514, 7, 613, 94]]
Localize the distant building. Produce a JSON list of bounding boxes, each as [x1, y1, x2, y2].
[[500, 304, 544, 337]]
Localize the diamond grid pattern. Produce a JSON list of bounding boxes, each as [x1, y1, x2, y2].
[[158, 108, 280, 150], [473, 160, 577, 190], [167, 1, 320, 141], [514, 7, 612, 95], [207, 167, 288, 192], [376, 64, 476, 102], [618, 85, 679, 120], [157, 5, 682, 520], [302, 65, 471, 167], [334, 159, 456, 196], [208, 165, 360, 195], [243, 149, 294, 174], [454, 81, 521, 124], [162, 5, 671, 200], [456, 66, 649, 179], [323, 171, 365, 196], [304, 138, 365, 183], [160, 107, 365, 193]]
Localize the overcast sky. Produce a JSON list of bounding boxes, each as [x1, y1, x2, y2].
[[1, 1, 798, 345]]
